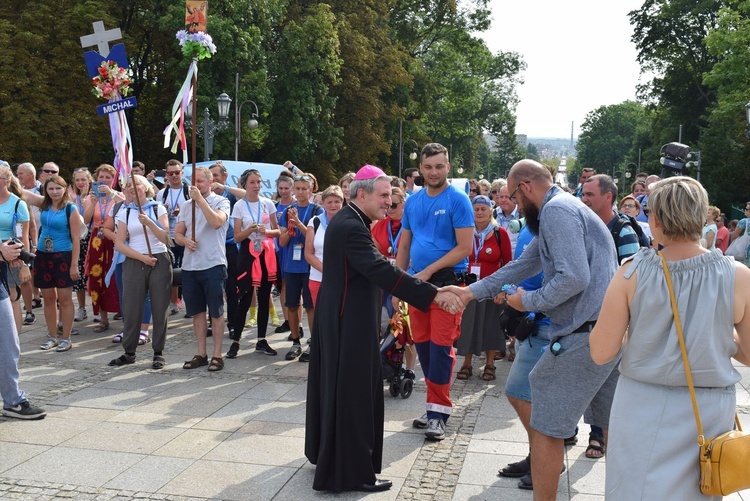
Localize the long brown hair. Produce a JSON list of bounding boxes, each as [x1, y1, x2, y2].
[[41, 176, 70, 211]]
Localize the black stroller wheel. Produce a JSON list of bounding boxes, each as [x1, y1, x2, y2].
[[401, 378, 413, 399], [389, 382, 400, 397]]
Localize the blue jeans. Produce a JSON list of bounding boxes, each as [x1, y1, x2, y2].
[[0, 297, 26, 408], [115, 262, 152, 325]]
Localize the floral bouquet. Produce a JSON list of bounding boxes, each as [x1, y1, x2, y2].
[[91, 61, 132, 100], [176, 30, 216, 60]]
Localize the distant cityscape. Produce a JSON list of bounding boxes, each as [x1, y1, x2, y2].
[[517, 135, 577, 159]]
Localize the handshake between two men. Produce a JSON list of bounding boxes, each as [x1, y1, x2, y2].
[[431, 285, 528, 314]]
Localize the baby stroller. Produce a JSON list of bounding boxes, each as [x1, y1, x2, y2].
[[379, 303, 414, 399]]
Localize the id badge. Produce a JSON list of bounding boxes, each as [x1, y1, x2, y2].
[[292, 244, 303, 261], [14, 223, 22, 238], [44, 238, 54, 253], [97, 227, 104, 239], [470, 262, 481, 279], [253, 235, 262, 252]]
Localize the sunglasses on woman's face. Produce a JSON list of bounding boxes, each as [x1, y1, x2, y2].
[[390, 200, 403, 209]]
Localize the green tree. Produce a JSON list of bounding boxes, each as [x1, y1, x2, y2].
[[576, 101, 649, 178]]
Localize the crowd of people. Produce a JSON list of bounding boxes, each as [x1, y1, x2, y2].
[[0, 152, 748, 499]]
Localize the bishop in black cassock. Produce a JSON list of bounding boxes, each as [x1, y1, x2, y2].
[[304, 166, 448, 493]]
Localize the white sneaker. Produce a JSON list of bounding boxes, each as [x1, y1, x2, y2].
[[74, 307, 87, 322], [93, 314, 101, 323], [169, 303, 179, 316], [425, 418, 445, 441], [412, 413, 429, 429]]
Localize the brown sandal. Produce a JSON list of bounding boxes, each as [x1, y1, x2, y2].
[[507, 353, 516, 362], [92, 322, 109, 333], [183, 354, 208, 370], [481, 365, 496, 381], [207, 357, 224, 372], [456, 365, 473, 380]]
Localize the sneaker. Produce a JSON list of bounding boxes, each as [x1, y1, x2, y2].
[[113, 312, 122, 320], [271, 286, 281, 297], [74, 307, 87, 322], [404, 369, 416, 380], [288, 326, 304, 341], [299, 346, 310, 362], [285, 343, 302, 360], [93, 314, 101, 323], [425, 418, 445, 441], [412, 413, 429, 429], [31, 298, 42, 309], [23, 311, 36, 325], [274, 320, 290, 334], [169, 303, 180, 316], [226, 341, 240, 359], [59, 324, 79, 336], [245, 317, 257, 328], [271, 315, 281, 327], [255, 339, 278, 356], [2, 401, 46, 420]]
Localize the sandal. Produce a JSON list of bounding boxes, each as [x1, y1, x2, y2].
[[494, 352, 506, 361], [456, 366, 473, 380], [183, 354, 208, 370], [152, 355, 166, 370], [112, 332, 124, 343], [93, 322, 110, 333], [207, 357, 224, 372], [40, 337, 59, 350], [56, 339, 72, 352], [585, 438, 606, 459], [138, 332, 150, 345], [507, 353, 516, 362], [481, 365, 497, 381], [108, 354, 136, 366]]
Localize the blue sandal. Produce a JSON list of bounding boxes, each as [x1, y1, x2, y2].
[[40, 337, 58, 350]]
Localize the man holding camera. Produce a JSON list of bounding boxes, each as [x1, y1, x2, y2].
[[0, 239, 46, 420], [155, 159, 190, 315], [396, 143, 473, 441]]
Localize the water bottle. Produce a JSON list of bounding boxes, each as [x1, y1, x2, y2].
[[501, 284, 517, 295], [514, 312, 536, 341]]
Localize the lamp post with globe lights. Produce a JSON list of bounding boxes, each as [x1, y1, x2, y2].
[[234, 73, 260, 161], [399, 138, 419, 178], [185, 92, 232, 161]]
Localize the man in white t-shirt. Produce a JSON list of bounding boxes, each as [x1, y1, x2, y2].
[[155, 159, 190, 315], [174, 167, 230, 371]]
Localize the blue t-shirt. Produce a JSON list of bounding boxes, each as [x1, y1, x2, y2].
[[515, 226, 551, 327], [278, 202, 323, 274], [401, 184, 474, 274], [0, 194, 30, 240], [39, 203, 75, 252]]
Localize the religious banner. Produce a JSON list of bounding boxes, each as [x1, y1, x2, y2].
[[80, 21, 136, 187], [185, 1, 208, 33], [163, 3, 215, 238]]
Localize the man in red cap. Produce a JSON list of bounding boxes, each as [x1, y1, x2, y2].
[[305, 164, 460, 493]]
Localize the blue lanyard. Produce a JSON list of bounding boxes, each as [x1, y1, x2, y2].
[[295, 204, 311, 225], [45, 205, 64, 230], [168, 187, 182, 210], [473, 225, 494, 261], [388, 220, 402, 254], [97, 197, 110, 227], [244, 198, 261, 225]]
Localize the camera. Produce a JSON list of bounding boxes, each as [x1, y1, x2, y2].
[[2, 238, 35, 264]]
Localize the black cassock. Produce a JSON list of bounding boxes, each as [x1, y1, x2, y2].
[[305, 203, 437, 492]]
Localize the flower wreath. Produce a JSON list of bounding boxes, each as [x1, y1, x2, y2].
[[91, 61, 132, 100]]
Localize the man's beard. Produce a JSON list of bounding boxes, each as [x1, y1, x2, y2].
[[520, 192, 541, 235]]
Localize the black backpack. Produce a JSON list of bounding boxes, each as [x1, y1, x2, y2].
[[612, 213, 650, 249], [161, 182, 190, 205]]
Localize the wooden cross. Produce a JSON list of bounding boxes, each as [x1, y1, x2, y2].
[[80, 21, 122, 56]]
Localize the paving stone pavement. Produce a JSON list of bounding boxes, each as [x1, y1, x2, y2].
[[2, 299, 749, 500]]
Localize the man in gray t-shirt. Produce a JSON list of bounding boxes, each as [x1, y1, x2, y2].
[[175, 167, 230, 371], [443, 160, 618, 497]]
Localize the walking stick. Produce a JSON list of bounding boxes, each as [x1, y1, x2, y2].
[[130, 170, 152, 257]]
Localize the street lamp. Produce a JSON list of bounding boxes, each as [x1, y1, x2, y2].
[[234, 99, 259, 161], [234, 73, 260, 161], [185, 92, 232, 161], [399, 139, 419, 178], [455, 160, 464, 175]]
